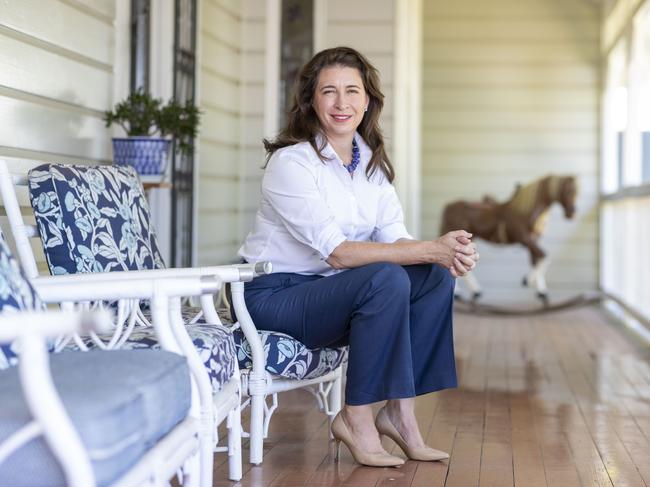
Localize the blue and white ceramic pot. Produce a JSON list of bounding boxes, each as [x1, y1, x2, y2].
[[112, 137, 171, 175]]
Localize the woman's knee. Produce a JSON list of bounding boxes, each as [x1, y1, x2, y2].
[[440, 266, 456, 295], [363, 262, 411, 295], [406, 264, 455, 299]]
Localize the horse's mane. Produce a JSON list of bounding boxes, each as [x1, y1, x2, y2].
[[508, 176, 562, 217]]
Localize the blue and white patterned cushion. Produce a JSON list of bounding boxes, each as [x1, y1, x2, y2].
[[0, 231, 44, 369], [27, 163, 347, 381], [64, 323, 236, 392], [211, 305, 347, 380], [231, 328, 347, 381], [28, 164, 165, 275]]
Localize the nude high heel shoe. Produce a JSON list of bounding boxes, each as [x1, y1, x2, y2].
[[375, 407, 449, 461], [330, 412, 405, 467]]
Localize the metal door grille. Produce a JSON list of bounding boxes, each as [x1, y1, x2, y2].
[[171, 0, 197, 267]]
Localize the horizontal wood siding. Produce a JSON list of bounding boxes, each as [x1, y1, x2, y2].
[[323, 0, 395, 157], [197, 0, 243, 265], [237, 0, 266, 247], [0, 0, 114, 165], [422, 0, 600, 304], [0, 0, 116, 271]]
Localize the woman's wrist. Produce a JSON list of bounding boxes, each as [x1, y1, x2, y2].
[[426, 240, 445, 265]]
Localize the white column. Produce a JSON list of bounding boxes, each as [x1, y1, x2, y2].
[[264, 0, 281, 139], [313, 0, 328, 53], [394, 0, 422, 237]]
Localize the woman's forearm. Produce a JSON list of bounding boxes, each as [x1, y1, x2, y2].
[[326, 239, 448, 269]]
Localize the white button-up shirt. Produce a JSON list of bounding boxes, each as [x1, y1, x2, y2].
[[238, 133, 412, 275]]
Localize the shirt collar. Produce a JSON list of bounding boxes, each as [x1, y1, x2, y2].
[[316, 132, 371, 168]]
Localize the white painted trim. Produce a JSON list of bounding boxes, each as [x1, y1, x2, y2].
[[112, 1, 131, 121], [394, 0, 422, 238], [314, 0, 327, 53], [603, 0, 647, 54], [264, 0, 281, 139], [394, 0, 408, 217], [193, 0, 204, 267], [238, 2, 248, 256], [409, 0, 422, 239]]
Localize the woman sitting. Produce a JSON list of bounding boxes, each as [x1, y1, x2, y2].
[[238, 46, 479, 467]]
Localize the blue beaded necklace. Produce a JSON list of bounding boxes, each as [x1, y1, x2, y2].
[[346, 138, 360, 175]]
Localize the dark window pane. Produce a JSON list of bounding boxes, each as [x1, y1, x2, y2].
[[171, 0, 197, 268], [279, 0, 314, 128], [131, 0, 151, 93]]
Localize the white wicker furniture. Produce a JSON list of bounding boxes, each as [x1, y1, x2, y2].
[[0, 307, 201, 487], [0, 159, 345, 466], [0, 227, 225, 486], [0, 161, 271, 484]]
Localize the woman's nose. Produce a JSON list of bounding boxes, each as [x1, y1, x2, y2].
[[334, 93, 348, 109]]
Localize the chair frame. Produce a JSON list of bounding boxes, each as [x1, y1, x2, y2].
[[0, 274, 226, 487], [33, 272, 230, 487], [0, 160, 258, 483], [0, 159, 344, 466]]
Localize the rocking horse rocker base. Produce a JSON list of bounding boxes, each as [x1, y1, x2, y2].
[[453, 291, 603, 316]]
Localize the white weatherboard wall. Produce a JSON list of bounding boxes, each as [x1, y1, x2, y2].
[[238, 0, 266, 251], [196, 0, 268, 265], [421, 0, 601, 304], [321, 0, 395, 160], [0, 0, 116, 271], [197, 0, 244, 265], [0, 0, 115, 164]]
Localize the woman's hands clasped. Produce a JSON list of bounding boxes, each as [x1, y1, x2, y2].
[[435, 230, 479, 278]]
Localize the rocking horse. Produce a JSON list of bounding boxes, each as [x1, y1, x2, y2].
[[440, 175, 577, 303]]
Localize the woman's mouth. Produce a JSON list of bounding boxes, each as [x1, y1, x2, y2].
[[331, 114, 352, 122]]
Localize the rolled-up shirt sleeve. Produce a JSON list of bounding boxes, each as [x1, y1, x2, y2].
[[263, 155, 347, 259], [372, 180, 413, 243]]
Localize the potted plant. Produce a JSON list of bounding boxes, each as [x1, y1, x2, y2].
[[104, 90, 201, 175]]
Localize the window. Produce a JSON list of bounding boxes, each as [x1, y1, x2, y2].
[[632, 3, 650, 183], [131, 0, 151, 93], [602, 39, 627, 193], [603, 2, 650, 192], [279, 0, 314, 128]]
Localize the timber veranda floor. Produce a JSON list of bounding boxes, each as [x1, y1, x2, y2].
[[212, 305, 650, 487]]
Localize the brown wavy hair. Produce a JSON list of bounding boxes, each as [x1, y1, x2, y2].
[[263, 46, 394, 182]]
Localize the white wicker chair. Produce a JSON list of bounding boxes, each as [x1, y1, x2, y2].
[[0, 226, 226, 486], [0, 160, 277, 483], [0, 159, 345, 466]]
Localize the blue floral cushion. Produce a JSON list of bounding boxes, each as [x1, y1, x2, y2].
[[212, 305, 347, 380], [65, 323, 236, 392], [232, 329, 347, 380], [0, 230, 43, 369], [28, 164, 165, 275]]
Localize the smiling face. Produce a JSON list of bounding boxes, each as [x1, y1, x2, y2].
[[313, 65, 369, 145]]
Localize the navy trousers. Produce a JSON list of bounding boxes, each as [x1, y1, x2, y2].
[[243, 262, 457, 406]]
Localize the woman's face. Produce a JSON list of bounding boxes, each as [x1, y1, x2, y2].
[[313, 65, 369, 142]]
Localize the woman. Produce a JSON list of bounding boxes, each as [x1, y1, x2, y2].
[[239, 47, 479, 467]]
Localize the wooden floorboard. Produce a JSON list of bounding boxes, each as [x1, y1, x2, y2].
[[212, 305, 650, 487]]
